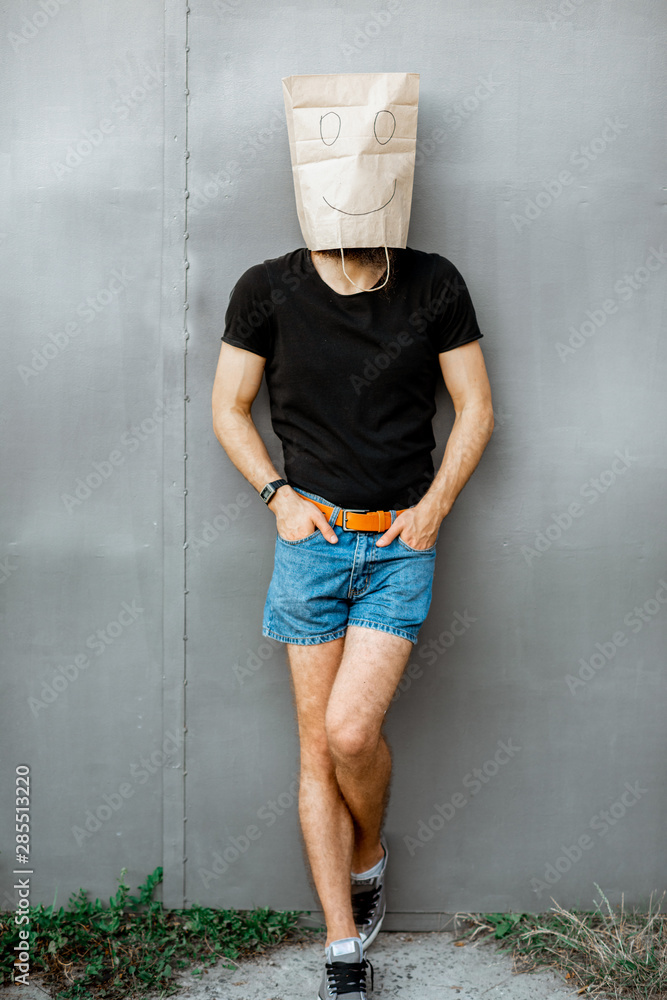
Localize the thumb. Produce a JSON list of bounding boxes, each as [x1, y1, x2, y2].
[[376, 519, 402, 547], [316, 512, 338, 544]]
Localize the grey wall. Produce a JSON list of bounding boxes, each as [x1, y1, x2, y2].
[[1, 0, 665, 922]]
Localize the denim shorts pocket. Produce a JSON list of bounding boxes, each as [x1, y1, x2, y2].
[[277, 528, 322, 546], [396, 535, 437, 554]]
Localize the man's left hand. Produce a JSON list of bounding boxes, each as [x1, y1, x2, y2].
[[375, 502, 443, 550]]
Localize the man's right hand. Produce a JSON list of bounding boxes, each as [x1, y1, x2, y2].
[[269, 486, 338, 543]]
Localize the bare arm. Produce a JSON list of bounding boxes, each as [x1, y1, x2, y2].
[[377, 340, 494, 548], [212, 342, 337, 542]]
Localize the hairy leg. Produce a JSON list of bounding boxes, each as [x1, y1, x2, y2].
[[325, 626, 412, 873], [286, 626, 412, 945], [286, 636, 357, 945]]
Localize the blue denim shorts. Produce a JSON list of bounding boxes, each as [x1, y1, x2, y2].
[[262, 486, 438, 646]]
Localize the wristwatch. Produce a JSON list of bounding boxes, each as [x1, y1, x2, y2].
[[259, 479, 288, 505]]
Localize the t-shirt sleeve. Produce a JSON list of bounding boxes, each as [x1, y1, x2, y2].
[[221, 262, 273, 359], [430, 258, 483, 353]]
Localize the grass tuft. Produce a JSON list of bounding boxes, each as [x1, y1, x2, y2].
[[0, 866, 309, 999], [4, 870, 663, 998], [455, 884, 667, 999]]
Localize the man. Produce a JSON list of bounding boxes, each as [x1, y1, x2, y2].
[[212, 73, 494, 1000]]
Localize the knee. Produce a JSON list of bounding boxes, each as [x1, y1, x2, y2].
[[325, 712, 379, 764]]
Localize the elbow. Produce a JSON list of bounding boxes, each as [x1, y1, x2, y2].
[[212, 420, 226, 447], [460, 400, 494, 441], [213, 417, 234, 449], [483, 404, 495, 440], [212, 402, 231, 445], [480, 409, 494, 448], [212, 400, 248, 446]]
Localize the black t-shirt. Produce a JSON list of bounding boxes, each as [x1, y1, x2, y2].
[[221, 247, 483, 510]]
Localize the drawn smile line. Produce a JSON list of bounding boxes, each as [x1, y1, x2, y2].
[[323, 179, 397, 216]]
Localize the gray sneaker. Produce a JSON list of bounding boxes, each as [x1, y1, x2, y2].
[[351, 836, 387, 950], [318, 937, 373, 1000]]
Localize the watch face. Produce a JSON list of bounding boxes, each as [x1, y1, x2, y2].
[[260, 485, 273, 503]]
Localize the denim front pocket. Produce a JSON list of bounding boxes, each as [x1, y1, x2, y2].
[[276, 528, 323, 546], [396, 535, 437, 554]]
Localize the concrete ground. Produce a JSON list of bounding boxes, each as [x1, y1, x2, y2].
[[162, 929, 584, 999], [3, 929, 589, 999]]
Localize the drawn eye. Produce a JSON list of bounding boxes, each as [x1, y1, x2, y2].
[[320, 112, 341, 146], [374, 110, 396, 145]]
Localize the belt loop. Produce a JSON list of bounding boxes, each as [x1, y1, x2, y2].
[[328, 503, 341, 527], [390, 508, 396, 525]]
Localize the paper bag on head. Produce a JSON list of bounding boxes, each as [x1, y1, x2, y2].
[[282, 72, 419, 251]]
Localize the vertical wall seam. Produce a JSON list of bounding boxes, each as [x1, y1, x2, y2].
[[182, 0, 191, 906], [160, 0, 189, 910]]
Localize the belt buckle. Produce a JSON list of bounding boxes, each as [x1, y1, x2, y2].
[[342, 508, 369, 531]]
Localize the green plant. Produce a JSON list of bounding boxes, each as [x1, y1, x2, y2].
[[0, 866, 308, 999], [456, 885, 666, 999]]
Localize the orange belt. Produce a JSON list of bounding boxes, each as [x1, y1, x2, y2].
[[301, 494, 408, 532]]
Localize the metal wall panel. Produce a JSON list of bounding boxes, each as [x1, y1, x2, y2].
[[185, 0, 666, 916], [2, 0, 665, 921], [0, 1, 186, 910]]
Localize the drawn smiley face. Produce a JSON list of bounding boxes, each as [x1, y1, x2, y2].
[[283, 72, 419, 249], [319, 109, 398, 216]]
